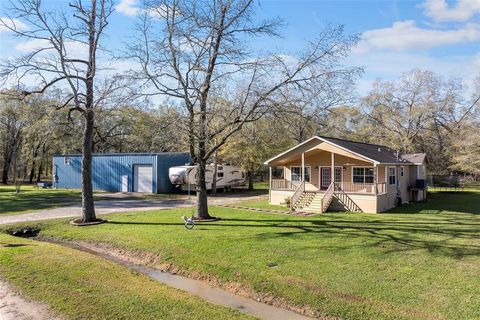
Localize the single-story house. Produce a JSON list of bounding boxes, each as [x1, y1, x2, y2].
[[265, 136, 427, 213], [53, 152, 191, 193]]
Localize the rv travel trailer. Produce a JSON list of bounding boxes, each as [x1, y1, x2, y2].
[[169, 164, 246, 191]]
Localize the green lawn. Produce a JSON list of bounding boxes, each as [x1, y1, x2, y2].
[[0, 183, 271, 216], [2, 189, 478, 319], [0, 185, 86, 215], [0, 233, 252, 320]]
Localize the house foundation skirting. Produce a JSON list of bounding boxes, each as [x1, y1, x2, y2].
[[270, 189, 395, 213]]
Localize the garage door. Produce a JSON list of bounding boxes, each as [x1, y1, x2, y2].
[[133, 165, 153, 193]]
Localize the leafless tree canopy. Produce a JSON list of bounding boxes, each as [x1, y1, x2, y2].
[[0, 0, 116, 222], [125, 0, 361, 218]]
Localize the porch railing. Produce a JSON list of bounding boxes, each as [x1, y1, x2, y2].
[[336, 182, 386, 194], [290, 181, 305, 210], [271, 179, 298, 190], [272, 179, 387, 195], [321, 182, 335, 212], [376, 182, 387, 194]]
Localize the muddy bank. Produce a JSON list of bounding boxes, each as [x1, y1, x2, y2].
[[39, 236, 333, 320], [0, 279, 61, 320]]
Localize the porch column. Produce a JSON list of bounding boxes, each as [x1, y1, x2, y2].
[[331, 152, 335, 186], [385, 165, 388, 185], [269, 166, 272, 203], [374, 164, 378, 195], [301, 152, 305, 183]]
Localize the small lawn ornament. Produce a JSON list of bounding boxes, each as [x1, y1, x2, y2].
[[181, 214, 195, 229]]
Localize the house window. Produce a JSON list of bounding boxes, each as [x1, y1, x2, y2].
[[352, 167, 374, 184], [291, 166, 311, 183], [400, 166, 404, 177], [64, 157, 71, 165], [217, 172, 224, 178], [388, 167, 396, 185], [334, 167, 342, 183]]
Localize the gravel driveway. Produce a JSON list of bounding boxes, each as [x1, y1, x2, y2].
[[0, 279, 61, 320], [0, 194, 267, 225]]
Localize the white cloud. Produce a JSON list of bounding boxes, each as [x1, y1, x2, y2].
[[474, 53, 480, 68], [0, 17, 28, 32], [15, 39, 50, 52], [423, 0, 480, 22], [115, 0, 168, 19], [15, 39, 89, 59], [115, 0, 141, 17], [355, 20, 480, 52], [347, 50, 480, 95]]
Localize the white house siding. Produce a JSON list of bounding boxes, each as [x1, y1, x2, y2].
[[331, 194, 378, 213], [270, 190, 295, 205]]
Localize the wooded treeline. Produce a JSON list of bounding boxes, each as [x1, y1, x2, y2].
[[1, 68, 479, 185], [0, 0, 479, 222]]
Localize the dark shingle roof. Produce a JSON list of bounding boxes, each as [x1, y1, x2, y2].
[[319, 136, 413, 164], [401, 153, 426, 164]]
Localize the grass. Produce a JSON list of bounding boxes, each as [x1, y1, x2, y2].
[[0, 182, 270, 216], [1, 189, 477, 320], [0, 185, 85, 215], [0, 233, 253, 320]]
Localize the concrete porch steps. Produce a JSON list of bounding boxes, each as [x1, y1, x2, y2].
[[292, 192, 317, 210], [296, 193, 324, 213]]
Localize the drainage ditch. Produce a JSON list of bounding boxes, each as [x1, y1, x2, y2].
[[8, 231, 317, 320]]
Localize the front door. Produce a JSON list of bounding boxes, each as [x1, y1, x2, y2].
[[320, 168, 331, 189]]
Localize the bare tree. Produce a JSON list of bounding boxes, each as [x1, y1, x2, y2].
[[0, 93, 26, 184], [273, 63, 361, 143], [361, 69, 480, 173], [0, 0, 114, 223], [127, 0, 359, 219]]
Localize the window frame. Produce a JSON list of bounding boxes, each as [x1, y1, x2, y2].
[[400, 166, 404, 177], [290, 166, 311, 183], [388, 166, 397, 185], [351, 167, 375, 184]]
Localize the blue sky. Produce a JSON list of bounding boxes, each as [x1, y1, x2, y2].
[[1, 0, 479, 95]]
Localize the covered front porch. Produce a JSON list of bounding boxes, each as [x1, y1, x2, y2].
[[268, 143, 387, 195], [265, 138, 392, 213], [270, 179, 386, 195]]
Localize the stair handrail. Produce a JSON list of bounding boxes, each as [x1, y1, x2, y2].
[[333, 182, 363, 212], [321, 182, 335, 212], [290, 181, 306, 210]]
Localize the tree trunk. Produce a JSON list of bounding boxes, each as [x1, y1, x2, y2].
[[1, 160, 10, 184], [2, 131, 21, 184], [36, 157, 43, 182], [81, 108, 96, 222], [28, 160, 35, 184], [248, 170, 254, 191], [78, 0, 98, 223], [196, 159, 212, 219]]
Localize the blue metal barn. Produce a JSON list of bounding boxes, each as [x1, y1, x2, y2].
[[53, 153, 191, 193]]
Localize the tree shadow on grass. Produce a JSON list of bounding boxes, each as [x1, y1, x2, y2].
[[387, 191, 480, 215], [0, 243, 32, 248], [107, 215, 480, 258]]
